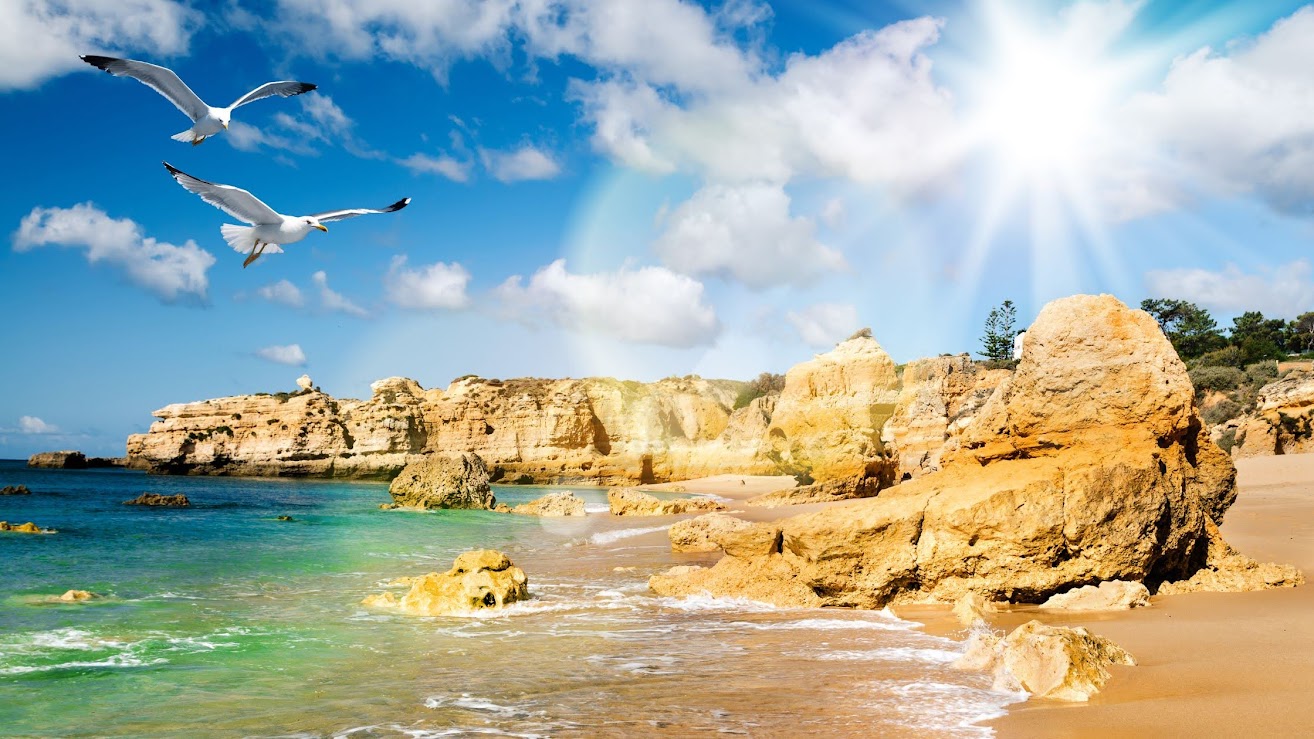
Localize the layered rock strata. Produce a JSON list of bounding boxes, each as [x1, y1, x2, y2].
[[650, 295, 1291, 608]]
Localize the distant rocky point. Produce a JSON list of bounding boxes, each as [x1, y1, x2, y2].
[[28, 451, 129, 469]]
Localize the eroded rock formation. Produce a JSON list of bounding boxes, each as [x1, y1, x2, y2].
[[650, 295, 1286, 608], [608, 488, 726, 516], [507, 491, 586, 517], [124, 493, 190, 507], [362, 549, 529, 616], [385, 453, 494, 510], [1217, 371, 1314, 458], [955, 620, 1135, 701]]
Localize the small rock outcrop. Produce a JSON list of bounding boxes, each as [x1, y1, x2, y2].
[[1041, 581, 1151, 611], [607, 488, 726, 516], [124, 493, 190, 507], [58, 590, 99, 602], [1157, 519, 1304, 594], [1, 484, 31, 495], [955, 620, 1135, 701], [650, 295, 1258, 608], [1, 521, 55, 534], [362, 549, 529, 616], [296, 374, 314, 392], [745, 475, 882, 508], [508, 491, 586, 517], [669, 512, 753, 552], [1219, 371, 1314, 458], [386, 453, 495, 510], [28, 451, 87, 469]]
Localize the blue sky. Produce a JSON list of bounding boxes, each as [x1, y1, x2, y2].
[[2, 0, 1313, 457]]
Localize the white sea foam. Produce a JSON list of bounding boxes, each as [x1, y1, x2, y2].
[[583, 504, 610, 514], [587, 525, 670, 545], [0, 654, 168, 675], [813, 647, 962, 664], [653, 594, 781, 613]]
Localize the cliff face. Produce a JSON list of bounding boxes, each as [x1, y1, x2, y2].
[[1214, 371, 1314, 458], [125, 373, 783, 484]]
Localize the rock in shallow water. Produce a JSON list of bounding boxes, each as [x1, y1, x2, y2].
[[363, 549, 529, 616], [955, 620, 1135, 701], [0, 521, 56, 534], [124, 493, 190, 507], [608, 488, 725, 516], [508, 491, 586, 517], [58, 590, 98, 602], [386, 453, 495, 510], [1, 484, 32, 495]]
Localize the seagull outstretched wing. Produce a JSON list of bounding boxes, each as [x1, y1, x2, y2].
[[309, 198, 412, 223], [162, 162, 282, 225], [230, 81, 317, 109], [81, 56, 208, 122]]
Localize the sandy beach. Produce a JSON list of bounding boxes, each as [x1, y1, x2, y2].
[[638, 474, 799, 501], [983, 452, 1314, 737]]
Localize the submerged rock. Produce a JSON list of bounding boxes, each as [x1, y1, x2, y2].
[[955, 620, 1135, 701], [124, 493, 190, 507], [362, 549, 529, 616], [1, 484, 32, 495], [508, 491, 586, 517], [650, 295, 1256, 608], [0, 521, 56, 534], [275, 515, 294, 522], [608, 488, 725, 516], [1041, 581, 1151, 611], [387, 453, 495, 510]]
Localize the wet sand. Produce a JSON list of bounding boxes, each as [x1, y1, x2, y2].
[[987, 452, 1314, 737]]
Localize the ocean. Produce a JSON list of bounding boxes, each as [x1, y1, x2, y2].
[[0, 460, 1021, 737]]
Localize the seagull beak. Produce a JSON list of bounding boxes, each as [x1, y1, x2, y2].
[[314, 224, 328, 232], [222, 122, 229, 130]]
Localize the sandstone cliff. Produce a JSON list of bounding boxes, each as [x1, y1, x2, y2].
[[127, 335, 930, 487], [650, 295, 1280, 608], [1215, 370, 1314, 458]]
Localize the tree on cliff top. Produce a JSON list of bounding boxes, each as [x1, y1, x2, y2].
[[979, 300, 1017, 361], [1140, 298, 1227, 359]]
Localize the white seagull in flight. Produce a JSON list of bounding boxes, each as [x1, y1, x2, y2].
[[163, 162, 411, 268], [81, 55, 316, 146]]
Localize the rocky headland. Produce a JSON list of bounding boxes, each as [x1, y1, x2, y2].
[[649, 295, 1302, 609]]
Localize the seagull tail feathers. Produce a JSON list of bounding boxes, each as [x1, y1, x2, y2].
[[221, 224, 257, 255], [171, 128, 196, 143]]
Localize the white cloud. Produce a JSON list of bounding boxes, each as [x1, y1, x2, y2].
[[820, 198, 845, 229], [786, 303, 861, 348], [0, 0, 197, 90], [1125, 6, 1314, 215], [385, 256, 472, 310], [495, 259, 719, 347], [397, 152, 472, 182], [311, 271, 369, 317], [482, 144, 561, 182], [19, 416, 58, 434], [255, 344, 307, 366], [1145, 260, 1314, 320], [653, 183, 846, 289], [257, 279, 305, 307], [232, 95, 382, 158], [13, 203, 214, 302]]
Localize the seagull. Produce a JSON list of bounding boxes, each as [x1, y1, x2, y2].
[[81, 55, 316, 146], [162, 162, 411, 268]]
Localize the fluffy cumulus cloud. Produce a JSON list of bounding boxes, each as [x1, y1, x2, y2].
[[495, 259, 719, 347], [311, 271, 369, 317], [18, 416, 58, 434], [384, 256, 471, 310], [654, 183, 846, 289], [13, 203, 215, 302], [1125, 6, 1314, 215], [255, 343, 307, 366], [786, 303, 861, 348], [1144, 260, 1314, 320], [256, 279, 305, 307], [482, 145, 561, 182], [0, 0, 197, 90]]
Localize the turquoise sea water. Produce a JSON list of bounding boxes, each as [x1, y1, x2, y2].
[[0, 461, 1019, 737]]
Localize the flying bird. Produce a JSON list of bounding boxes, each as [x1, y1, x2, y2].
[[162, 162, 411, 268], [81, 55, 316, 146]]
